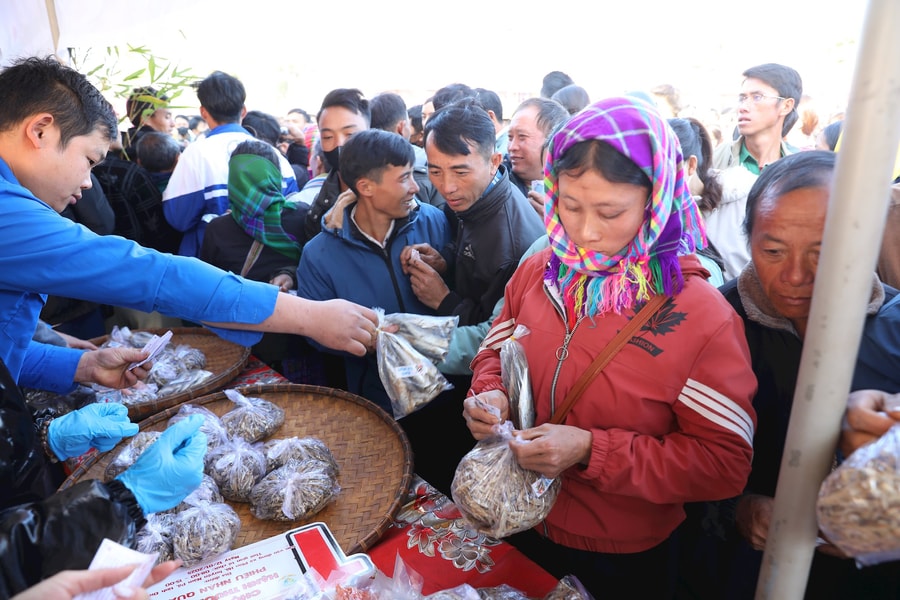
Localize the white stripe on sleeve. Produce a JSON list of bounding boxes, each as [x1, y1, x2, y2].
[[678, 378, 755, 447]]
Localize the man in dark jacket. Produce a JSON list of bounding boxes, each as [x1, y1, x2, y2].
[[302, 88, 371, 243], [398, 99, 544, 494], [403, 98, 544, 328]]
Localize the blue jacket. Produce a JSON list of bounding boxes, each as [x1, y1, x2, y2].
[[296, 201, 451, 412], [0, 157, 278, 392]]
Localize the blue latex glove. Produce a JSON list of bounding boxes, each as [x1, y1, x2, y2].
[[47, 402, 139, 459], [116, 414, 207, 514]]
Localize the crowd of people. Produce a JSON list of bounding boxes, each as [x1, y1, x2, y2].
[[1, 55, 899, 599]]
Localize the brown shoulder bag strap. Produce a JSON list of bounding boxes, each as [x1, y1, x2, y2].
[[549, 293, 669, 424]]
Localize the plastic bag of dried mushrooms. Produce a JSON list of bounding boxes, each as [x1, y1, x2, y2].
[[817, 422, 900, 566], [451, 421, 560, 539]]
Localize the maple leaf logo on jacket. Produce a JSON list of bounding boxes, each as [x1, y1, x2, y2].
[[627, 298, 687, 357]]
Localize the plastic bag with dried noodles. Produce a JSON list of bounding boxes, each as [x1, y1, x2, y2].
[[451, 421, 560, 539], [499, 324, 534, 430], [817, 422, 900, 566], [374, 308, 453, 419]]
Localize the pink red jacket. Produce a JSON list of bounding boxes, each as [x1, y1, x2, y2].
[[471, 249, 757, 553]]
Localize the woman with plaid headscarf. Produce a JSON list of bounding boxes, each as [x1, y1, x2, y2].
[[464, 96, 758, 598]]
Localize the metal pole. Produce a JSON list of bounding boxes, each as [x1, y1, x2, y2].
[[755, 0, 900, 597]]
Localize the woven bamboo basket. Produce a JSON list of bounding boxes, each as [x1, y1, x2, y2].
[[59, 383, 414, 554], [91, 327, 250, 421]]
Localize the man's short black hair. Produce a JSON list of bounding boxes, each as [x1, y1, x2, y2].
[[317, 88, 371, 126], [195, 71, 246, 124], [339, 129, 415, 196], [242, 110, 281, 146], [424, 98, 495, 159], [474, 88, 503, 122], [135, 131, 182, 173], [541, 71, 574, 98], [432, 83, 475, 111], [743, 150, 834, 238], [370, 92, 408, 132]]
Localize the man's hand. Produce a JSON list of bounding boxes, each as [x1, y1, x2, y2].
[[842, 389, 900, 457], [735, 494, 774, 551], [304, 299, 379, 357], [74, 347, 151, 389], [401, 243, 446, 275], [323, 188, 356, 231], [56, 330, 99, 350], [405, 254, 450, 310], [270, 273, 294, 292], [509, 423, 592, 479], [463, 389, 509, 440], [526, 190, 546, 217]]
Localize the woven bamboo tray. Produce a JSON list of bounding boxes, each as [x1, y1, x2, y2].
[[91, 327, 250, 421], [59, 383, 414, 554]]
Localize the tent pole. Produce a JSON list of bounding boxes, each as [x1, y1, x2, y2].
[[755, 0, 900, 597], [43, 0, 60, 58]]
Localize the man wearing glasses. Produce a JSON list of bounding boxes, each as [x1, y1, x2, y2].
[[714, 62, 803, 173], [707, 63, 803, 280]]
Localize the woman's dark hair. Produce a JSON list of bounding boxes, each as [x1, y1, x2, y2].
[[743, 150, 835, 237], [668, 117, 723, 212], [555, 140, 651, 191]]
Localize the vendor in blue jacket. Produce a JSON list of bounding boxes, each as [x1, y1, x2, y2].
[[0, 56, 379, 595]]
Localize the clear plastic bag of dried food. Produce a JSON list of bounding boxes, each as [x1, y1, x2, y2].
[[817, 423, 900, 566], [221, 388, 285, 442], [105, 430, 161, 479], [451, 421, 560, 539], [171, 500, 241, 567], [168, 473, 223, 512], [499, 324, 534, 430], [374, 308, 453, 419], [204, 436, 267, 502], [168, 403, 229, 451], [263, 436, 340, 476], [135, 512, 175, 565], [381, 312, 459, 364], [543, 575, 595, 599], [250, 458, 340, 521]]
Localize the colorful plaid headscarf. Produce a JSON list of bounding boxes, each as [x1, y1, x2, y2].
[[228, 153, 301, 262], [544, 96, 706, 319]]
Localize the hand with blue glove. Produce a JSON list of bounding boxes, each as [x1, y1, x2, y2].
[[47, 402, 139, 460], [116, 414, 207, 514]]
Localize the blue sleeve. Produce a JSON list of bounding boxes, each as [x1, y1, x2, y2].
[[162, 190, 207, 233], [852, 291, 900, 391], [0, 198, 278, 347], [19, 341, 83, 393]]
